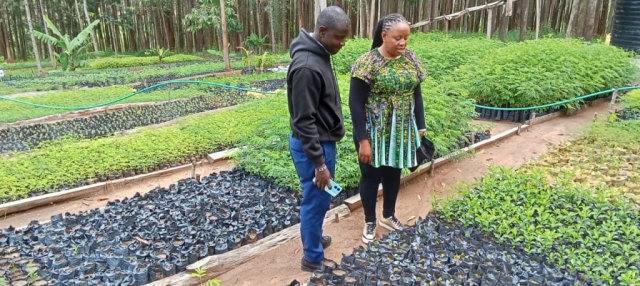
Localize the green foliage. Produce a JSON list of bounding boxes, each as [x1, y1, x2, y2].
[[0, 73, 284, 124], [0, 94, 281, 202], [582, 118, 640, 146], [149, 47, 171, 64], [233, 74, 477, 191], [438, 166, 640, 285], [525, 119, 640, 204], [191, 267, 207, 284], [331, 38, 375, 74], [0, 53, 289, 94], [33, 16, 100, 71], [87, 54, 204, 69], [332, 33, 505, 80], [455, 38, 636, 108], [256, 52, 276, 71], [183, 0, 242, 34], [244, 33, 268, 53], [0, 60, 52, 70], [0, 61, 242, 94], [0, 86, 135, 123], [200, 72, 285, 87], [621, 89, 640, 110]]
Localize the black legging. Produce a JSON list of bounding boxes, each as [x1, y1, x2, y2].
[[355, 141, 402, 223]]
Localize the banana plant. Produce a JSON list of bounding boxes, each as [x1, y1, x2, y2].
[[33, 16, 100, 71], [149, 47, 169, 64]]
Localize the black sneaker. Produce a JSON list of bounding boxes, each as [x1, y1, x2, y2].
[[301, 257, 325, 272]]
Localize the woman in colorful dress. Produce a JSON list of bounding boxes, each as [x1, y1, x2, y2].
[[348, 13, 427, 243]]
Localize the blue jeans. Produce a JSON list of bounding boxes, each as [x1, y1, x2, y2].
[[289, 135, 336, 263]]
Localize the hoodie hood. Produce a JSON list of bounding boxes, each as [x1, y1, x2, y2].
[[289, 29, 331, 60]]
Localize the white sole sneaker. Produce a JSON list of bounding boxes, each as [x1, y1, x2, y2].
[[361, 234, 374, 244], [378, 220, 396, 231]]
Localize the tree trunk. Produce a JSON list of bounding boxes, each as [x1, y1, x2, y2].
[[596, 0, 609, 37], [24, 0, 44, 75], [422, 0, 432, 32], [74, 0, 84, 31], [358, 0, 364, 38], [592, 0, 603, 37], [282, 0, 289, 50], [0, 3, 13, 60], [256, 0, 263, 52], [535, 0, 541, 39], [566, 0, 581, 38], [367, 0, 374, 39], [39, 0, 56, 65], [315, 0, 327, 24], [163, 9, 175, 49], [297, 0, 303, 29], [520, 0, 530, 41], [82, 0, 99, 52], [582, 0, 599, 41], [487, 8, 493, 39], [606, 0, 616, 34], [499, 3, 509, 41], [574, 0, 589, 38], [137, 0, 149, 50], [220, 0, 231, 71], [268, 4, 276, 53], [431, 0, 439, 30]]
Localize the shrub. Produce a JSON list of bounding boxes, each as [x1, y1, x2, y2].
[[438, 166, 640, 285], [88, 54, 204, 69], [455, 38, 636, 108]]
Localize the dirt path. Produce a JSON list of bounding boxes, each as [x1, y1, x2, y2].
[[216, 102, 608, 286]]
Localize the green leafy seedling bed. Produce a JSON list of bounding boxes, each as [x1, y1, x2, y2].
[[438, 166, 640, 285], [0, 89, 249, 154]]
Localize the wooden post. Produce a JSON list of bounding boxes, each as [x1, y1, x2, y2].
[[529, 112, 537, 126], [191, 162, 196, 178], [487, 8, 493, 39], [517, 123, 523, 135], [608, 87, 619, 113], [429, 160, 436, 176], [445, 20, 450, 34]]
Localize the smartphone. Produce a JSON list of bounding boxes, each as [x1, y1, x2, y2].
[[313, 178, 343, 197]]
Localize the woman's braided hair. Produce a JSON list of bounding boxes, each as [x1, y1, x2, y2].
[[371, 13, 409, 50]]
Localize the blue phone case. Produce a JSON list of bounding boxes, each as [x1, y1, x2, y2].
[[313, 178, 343, 197]]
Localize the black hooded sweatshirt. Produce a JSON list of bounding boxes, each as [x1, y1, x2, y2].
[[287, 29, 345, 168]]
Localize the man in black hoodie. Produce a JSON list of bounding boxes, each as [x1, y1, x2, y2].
[[287, 6, 350, 272]]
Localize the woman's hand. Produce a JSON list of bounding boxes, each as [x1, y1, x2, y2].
[[358, 140, 372, 164]]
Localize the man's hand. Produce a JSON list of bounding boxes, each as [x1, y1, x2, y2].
[[314, 165, 332, 191], [358, 140, 372, 164]]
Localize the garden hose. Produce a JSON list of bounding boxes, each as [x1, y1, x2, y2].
[[0, 80, 277, 111], [469, 85, 640, 111], [1, 82, 638, 111]]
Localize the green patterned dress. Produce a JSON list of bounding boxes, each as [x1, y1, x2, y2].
[[351, 48, 427, 169]]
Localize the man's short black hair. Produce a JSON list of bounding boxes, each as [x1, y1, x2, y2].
[[315, 6, 350, 31]]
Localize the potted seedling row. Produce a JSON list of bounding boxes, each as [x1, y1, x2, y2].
[[0, 169, 306, 285]]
